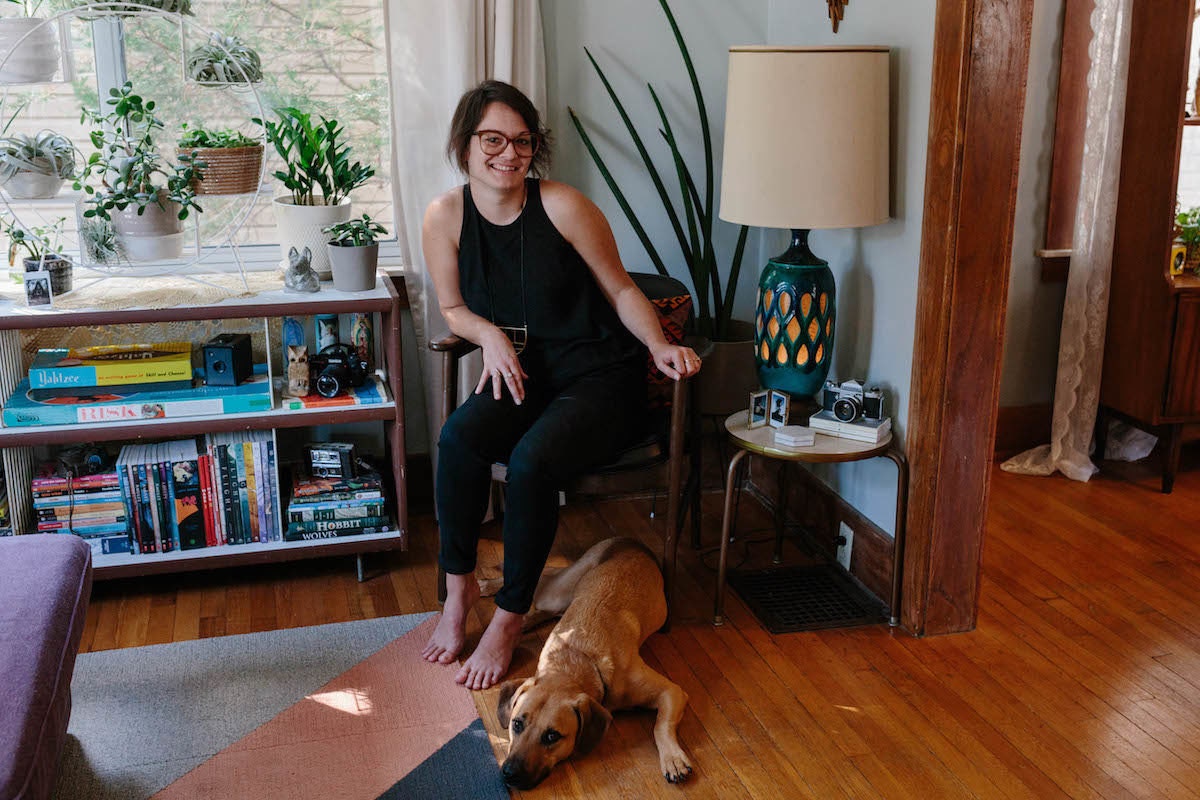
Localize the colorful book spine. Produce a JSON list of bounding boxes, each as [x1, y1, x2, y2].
[[284, 522, 395, 541], [241, 441, 261, 544], [287, 502, 386, 522], [281, 374, 388, 410], [286, 515, 390, 534], [29, 342, 193, 389], [171, 440, 206, 551]]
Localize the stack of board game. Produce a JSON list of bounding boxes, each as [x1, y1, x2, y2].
[[285, 463, 391, 541], [32, 471, 130, 555], [28, 342, 193, 399], [113, 432, 279, 555]]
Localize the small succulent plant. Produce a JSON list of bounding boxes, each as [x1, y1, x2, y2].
[[187, 33, 262, 84], [178, 124, 259, 150], [324, 213, 388, 247]]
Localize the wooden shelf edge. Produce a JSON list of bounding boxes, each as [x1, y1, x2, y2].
[[92, 531, 408, 580]]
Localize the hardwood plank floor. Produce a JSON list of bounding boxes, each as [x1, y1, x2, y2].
[[80, 457, 1200, 799]]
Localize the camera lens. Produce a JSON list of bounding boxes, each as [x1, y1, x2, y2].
[[833, 396, 862, 422], [316, 373, 341, 398]]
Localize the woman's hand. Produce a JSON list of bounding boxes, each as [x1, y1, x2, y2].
[[475, 327, 528, 404], [651, 344, 702, 381]]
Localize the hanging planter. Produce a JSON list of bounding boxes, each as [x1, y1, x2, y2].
[[0, 130, 77, 199], [186, 33, 263, 85], [177, 126, 263, 195], [70, 0, 193, 18], [0, 16, 60, 84]]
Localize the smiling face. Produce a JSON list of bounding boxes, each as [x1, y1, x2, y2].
[[466, 102, 535, 194], [496, 677, 612, 790]]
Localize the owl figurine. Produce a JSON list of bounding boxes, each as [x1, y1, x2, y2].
[[286, 345, 310, 397]]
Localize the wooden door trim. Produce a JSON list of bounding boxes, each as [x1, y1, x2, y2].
[[904, 0, 1034, 634]]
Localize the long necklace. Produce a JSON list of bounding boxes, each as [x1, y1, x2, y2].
[[483, 213, 528, 355]]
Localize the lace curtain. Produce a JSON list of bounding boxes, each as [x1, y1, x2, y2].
[[1001, 0, 1143, 480], [385, 0, 546, 454]]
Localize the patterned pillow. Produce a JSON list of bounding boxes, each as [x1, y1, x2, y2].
[[646, 293, 693, 411]]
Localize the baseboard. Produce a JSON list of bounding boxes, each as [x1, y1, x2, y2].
[[745, 462, 893, 607], [994, 403, 1052, 461]]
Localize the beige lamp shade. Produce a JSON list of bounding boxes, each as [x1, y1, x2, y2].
[[719, 46, 890, 230]]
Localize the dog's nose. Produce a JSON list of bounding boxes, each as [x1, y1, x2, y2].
[[501, 760, 521, 784]]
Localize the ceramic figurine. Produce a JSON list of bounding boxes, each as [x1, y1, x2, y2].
[[283, 246, 320, 293], [350, 312, 373, 370], [286, 345, 310, 397], [281, 315, 304, 367]]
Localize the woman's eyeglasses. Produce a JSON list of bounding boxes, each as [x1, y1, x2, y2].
[[473, 130, 540, 157]]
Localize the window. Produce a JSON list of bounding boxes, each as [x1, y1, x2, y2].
[[1, 0, 395, 273]]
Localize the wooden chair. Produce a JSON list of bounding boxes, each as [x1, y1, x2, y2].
[[429, 272, 700, 619]]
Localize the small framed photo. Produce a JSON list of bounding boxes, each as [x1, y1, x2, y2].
[[768, 389, 790, 429], [748, 389, 769, 428], [24, 271, 52, 307]]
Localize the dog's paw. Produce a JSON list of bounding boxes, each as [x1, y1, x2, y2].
[[660, 751, 693, 784]]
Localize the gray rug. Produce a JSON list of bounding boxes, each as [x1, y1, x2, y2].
[[52, 613, 508, 799]]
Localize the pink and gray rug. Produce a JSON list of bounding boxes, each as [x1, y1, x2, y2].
[[54, 614, 507, 799]]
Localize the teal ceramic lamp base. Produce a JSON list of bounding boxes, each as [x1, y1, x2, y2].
[[754, 229, 836, 400]]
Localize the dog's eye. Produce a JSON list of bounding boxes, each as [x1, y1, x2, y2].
[[511, 719, 525, 734], [542, 730, 561, 746]]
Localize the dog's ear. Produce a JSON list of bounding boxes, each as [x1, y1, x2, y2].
[[496, 679, 525, 729], [572, 694, 612, 756]]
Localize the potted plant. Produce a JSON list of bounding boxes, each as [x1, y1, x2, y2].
[[2, 214, 71, 294], [1176, 206, 1200, 272], [177, 124, 263, 195], [254, 107, 374, 279], [70, 0, 193, 17], [74, 81, 203, 262], [0, 0, 61, 84], [186, 32, 262, 85], [568, 0, 754, 414], [0, 129, 76, 198], [323, 212, 387, 292]]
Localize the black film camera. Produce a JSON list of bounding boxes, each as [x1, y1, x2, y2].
[[821, 379, 886, 423], [310, 343, 369, 398]]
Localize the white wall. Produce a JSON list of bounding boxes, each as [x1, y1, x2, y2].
[[544, 0, 937, 534], [1000, 0, 1068, 409]]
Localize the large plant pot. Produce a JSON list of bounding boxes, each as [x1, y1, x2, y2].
[[273, 196, 352, 280], [327, 242, 379, 292], [3, 169, 64, 199], [0, 18, 60, 84], [691, 319, 758, 417], [113, 198, 185, 262]]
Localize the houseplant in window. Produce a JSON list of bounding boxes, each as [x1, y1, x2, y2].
[[75, 81, 204, 262], [568, 0, 753, 414], [255, 107, 374, 279], [323, 212, 387, 292], [2, 213, 71, 294], [177, 124, 263, 195], [186, 32, 262, 85], [1176, 206, 1200, 272], [0, 0, 62, 84], [69, 0, 193, 17], [0, 129, 76, 198]]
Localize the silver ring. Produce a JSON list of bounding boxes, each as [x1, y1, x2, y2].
[[503, 371, 513, 377]]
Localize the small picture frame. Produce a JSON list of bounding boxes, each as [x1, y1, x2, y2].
[[768, 389, 790, 429], [748, 389, 769, 428], [24, 271, 52, 307]]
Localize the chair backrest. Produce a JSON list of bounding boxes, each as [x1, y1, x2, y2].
[[630, 272, 693, 412]]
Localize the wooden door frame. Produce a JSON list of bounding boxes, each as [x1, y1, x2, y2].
[[904, 0, 1034, 634]]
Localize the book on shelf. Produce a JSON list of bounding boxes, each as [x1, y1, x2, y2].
[[283, 517, 395, 541], [29, 342, 193, 390], [29, 378, 193, 401], [289, 464, 384, 500], [281, 374, 389, 410], [287, 500, 387, 523], [808, 411, 893, 443], [2, 366, 273, 428]]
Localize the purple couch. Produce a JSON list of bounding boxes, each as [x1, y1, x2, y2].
[[0, 535, 92, 800]]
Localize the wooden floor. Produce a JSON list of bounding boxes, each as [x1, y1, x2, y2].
[[80, 457, 1200, 799]]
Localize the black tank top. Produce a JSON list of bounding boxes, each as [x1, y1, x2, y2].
[[458, 179, 643, 391]]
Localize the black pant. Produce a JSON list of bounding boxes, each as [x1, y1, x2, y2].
[[436, 364, 645, 614]]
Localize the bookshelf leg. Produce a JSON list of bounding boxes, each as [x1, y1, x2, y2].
[[356, 554, 366, 582]]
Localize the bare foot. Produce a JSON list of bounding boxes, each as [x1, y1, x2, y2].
[[456, 607, 524, 690], [422, 572, 480, 665]]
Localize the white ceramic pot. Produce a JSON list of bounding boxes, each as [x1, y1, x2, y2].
[[3, 169, 64, 199], [327, 242, 379, 292], [0, 18, 60, 84], [113, 196, 185, 262], [273, 196, 352, 280]]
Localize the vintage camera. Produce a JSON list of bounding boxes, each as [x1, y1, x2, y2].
[[307, 442, 356, 479], [821, 379, 886, 423], [310, 342, 369, 398], [203, 333, 253, 386]]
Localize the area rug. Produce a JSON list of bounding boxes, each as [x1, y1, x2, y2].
[[53, 614, 509, 800]]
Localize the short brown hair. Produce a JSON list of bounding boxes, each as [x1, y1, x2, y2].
[[446, 80, 553, 176]]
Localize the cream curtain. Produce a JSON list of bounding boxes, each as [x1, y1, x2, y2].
[[384, 0, 546, 455], [1001, 0, 1141, 481]]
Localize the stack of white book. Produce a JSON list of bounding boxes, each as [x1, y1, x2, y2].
[[809, 410, 892, 443], [773, 425, 816, 448]]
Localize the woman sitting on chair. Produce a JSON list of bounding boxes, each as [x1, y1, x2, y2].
[[420, 80, 701, 690]]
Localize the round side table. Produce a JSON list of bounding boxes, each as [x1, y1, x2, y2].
[[714, 411, 909, 627]]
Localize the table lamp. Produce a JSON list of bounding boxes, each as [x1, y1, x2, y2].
[[719, 46, 890, 406]]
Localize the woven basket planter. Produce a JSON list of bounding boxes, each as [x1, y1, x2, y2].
[[179, 144, 263, 195]]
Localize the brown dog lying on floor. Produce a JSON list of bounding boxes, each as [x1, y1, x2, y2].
[[492, 537, 693, 790]]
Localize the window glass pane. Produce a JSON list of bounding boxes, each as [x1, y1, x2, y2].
[[1180, 14, 1200, 209]]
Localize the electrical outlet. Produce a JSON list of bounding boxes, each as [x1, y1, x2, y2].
[[836, 521, 854, 570]]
